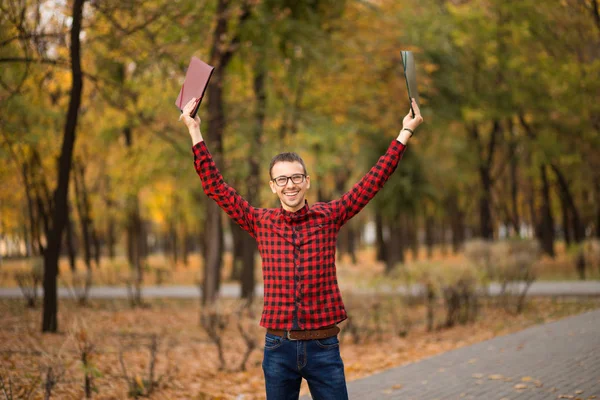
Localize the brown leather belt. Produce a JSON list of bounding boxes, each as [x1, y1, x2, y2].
[[267, 325, 340, 341]]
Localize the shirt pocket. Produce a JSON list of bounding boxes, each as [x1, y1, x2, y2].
[[301, 221, 334, 245]]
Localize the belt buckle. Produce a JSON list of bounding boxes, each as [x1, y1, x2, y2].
[[286, 330, 298, 341]]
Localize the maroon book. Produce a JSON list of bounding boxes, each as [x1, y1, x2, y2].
[[175, 56, 214, 118]]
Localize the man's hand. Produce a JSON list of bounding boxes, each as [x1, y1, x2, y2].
[[179, 97, 204, 145], [397, 98, 423, 144]]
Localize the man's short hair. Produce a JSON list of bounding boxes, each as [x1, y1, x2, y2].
[[269, 152, 307, 179]]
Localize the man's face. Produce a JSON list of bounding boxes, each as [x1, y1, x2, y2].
[[269, 161, 310, 212]]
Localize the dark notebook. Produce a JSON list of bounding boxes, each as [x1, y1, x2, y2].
[[401, 50, 420, 117], [175, 56, 214, 118]]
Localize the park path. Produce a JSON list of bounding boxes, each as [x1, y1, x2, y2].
[[1, 281, 599, 299], [1, 281, 599, 399], [309, 308, 600, 400]]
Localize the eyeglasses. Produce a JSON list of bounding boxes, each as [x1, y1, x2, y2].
[[271, 174, 306, 187]]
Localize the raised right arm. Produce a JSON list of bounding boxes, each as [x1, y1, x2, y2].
[[192, 142, 257, 238], [181, 98, 257, 237]]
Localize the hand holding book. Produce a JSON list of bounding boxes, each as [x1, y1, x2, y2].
[[401, 51, 420, 118], [175, 56, 214, 118]]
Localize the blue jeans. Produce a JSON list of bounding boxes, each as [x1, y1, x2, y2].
[[262, 333, 349, 400]]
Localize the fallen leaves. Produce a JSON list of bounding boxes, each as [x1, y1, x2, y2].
[[1, 296, 599, 399]]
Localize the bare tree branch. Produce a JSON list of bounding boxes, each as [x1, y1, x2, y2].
[[0, 32, 66, 48], [0, 57, 69, 67]]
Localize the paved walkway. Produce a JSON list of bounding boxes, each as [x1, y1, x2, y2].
[[1, 281, 599, 299], [327, 309, 600, 400], [2, 283, 599, 398]]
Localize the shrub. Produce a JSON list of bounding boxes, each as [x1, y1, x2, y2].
[[14, 258, 44, 308], [491, 239, 540, 313], [404, 260, 483, 330]]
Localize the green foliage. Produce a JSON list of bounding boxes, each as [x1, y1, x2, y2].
[[1, 0, 598, 272]]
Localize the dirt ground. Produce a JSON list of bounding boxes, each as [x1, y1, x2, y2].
[[1, 295, 599, 400]]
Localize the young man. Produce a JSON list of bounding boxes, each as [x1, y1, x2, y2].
[[180, 98, 423, 400]]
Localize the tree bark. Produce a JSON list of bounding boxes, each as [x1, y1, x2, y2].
[[539, 164, 555, 257], [182, 226, 190, 267], [558, 190, 573, 247], [123, 127, 145, 306], [104, 176, 116, 260], [229, 220, 244, 281], [73, 161, 93, 271], [239, 41, 266, 301], [595, 175, 600, 238], [375, 212, 387, 262], [385, 220, 404, 273], [22, 162, 43, 256], [409, 215, 419, 260], [551, 163, 584, 243], [425, 214, 434, 259], [347, 225, 357, 265], [439, 217, 448, 256], [202, 0, 252, 305], [469, 121, 500, 240], [508, 118, 520, 234], [64, 200, 77, 272], [42, 0, 86, 333]]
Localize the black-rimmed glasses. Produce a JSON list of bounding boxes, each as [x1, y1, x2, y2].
[[271, 174, 306, 187]]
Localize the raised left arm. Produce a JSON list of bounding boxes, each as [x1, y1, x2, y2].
[[330, 99, 423, 226]]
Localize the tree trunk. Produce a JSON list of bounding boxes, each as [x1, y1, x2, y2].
[[182, 227, 190, 267], [239, 41, 266, 301], [469, 121, 500, 240], [170, 220, 178, 265], [229, 220, 244, 281], [439, 218, 448, 256], [104, 176, 116, 260], [91, 226, 100, 267], [551, 164, 584, 243], [425, 214, 434, 259], [508, 119, 520, 235], [539, 164, 555, 257], [595, 175, 600, 238], [347, 225, 357, 265], [385, 220, 404, 273], [375, 212, 387, 262], [73, 162, 93, 271], [64, 200, 77, 272], [202, 205, 222, 304], [123, 127, 145, 306], [201, 0, 250, 305], [407, 215, 419, 261], [559, 191, 573, 247], [240, 234, 256, 301], [42, 0, 86, 333], [450, 207, 465, 254], [478, 172, 494, 239], [22, 162, 44, 256]]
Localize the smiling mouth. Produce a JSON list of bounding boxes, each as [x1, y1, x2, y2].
[[283, 191, 299, 198]]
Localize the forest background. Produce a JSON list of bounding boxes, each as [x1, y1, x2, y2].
[[1, 0, 600, 397]]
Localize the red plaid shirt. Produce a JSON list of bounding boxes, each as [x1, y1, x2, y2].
[[193, 139, 407, 329]]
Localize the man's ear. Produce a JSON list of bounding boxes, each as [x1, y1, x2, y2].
[[306, 175, 311, 189], [269, 180, 277, 193]]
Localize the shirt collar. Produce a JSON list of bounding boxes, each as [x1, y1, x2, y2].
[[280, 200, 309, 223]]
